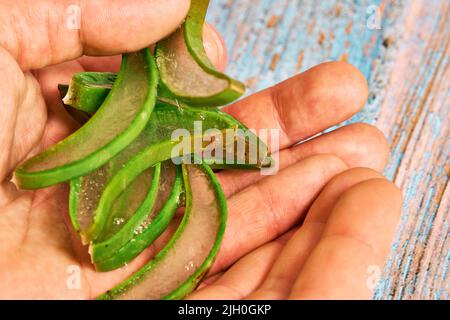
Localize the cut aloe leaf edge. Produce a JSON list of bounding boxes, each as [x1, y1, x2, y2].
[[63, 72, 117, 113]]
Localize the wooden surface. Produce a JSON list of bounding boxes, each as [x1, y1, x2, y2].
[[207, 0, 449, 300]]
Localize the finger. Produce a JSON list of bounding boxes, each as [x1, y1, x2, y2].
[[77, 56, 122, 73], [188, 237, 288, 300], [73, 23, 227, 73], [75, 24, 227, 73], [246, 168, 384, 299], [0, 48, 47, 182], [289, 179, 402, 299], [218, 123, 389, 197], [203, 23, 228, 72], [188, 232, 293, 300], [0, 0, 191, 70], [210, 154, 348, 275], [224, 61, 368, 151], [33, 61, 84, 150]]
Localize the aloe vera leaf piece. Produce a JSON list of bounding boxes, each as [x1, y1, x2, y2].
[[92, 163, 183, 272], [206, 108, 273, 169], [98, 162, 226, 300], [62, 72, 117, 113], [70, 103, 238, 243], [58, 73, 189, 114], [155, 0, 245, 106], [95, 164, 160, 243], [86, 163, 161, 268], [15, 50, 158, 189]]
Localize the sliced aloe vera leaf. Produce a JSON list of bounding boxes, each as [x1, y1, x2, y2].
[[92, 162, 183, 272], [15, 49, 158, 189], [86, 163, 161, 268], [206, 108, 272, 169], [62, 72, 117, 113], [70, 103, 238, 243], [98, 162, 226, 300], [95, 164, 160, 242], [155, 0, 245, 106], [59, 78, 191, 130]]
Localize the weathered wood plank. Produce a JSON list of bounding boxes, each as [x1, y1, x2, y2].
[[374, 0, 449, 300], [208, 0, 449, 299]]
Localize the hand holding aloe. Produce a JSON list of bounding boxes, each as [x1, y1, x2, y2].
[[0, 0, 401, 300]]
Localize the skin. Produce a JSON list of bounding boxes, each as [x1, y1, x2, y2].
[[0, 0, 402, 299]]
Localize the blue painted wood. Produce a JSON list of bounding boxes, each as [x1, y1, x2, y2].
[[208, 0, 449, 300]]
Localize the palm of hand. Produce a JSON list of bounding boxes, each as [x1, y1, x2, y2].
[[0, 1, 401, 300]]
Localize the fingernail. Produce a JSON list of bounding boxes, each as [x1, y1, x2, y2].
[[203, 23, 228, 71]]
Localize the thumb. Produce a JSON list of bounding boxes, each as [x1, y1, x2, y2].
[[0, 0, 191, 70]]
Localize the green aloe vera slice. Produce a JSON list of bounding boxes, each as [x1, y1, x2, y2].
[[98, 162, 226, 299], [70, 103, 241, 243], [91, 162, 183, 272], [59, 72, 169, 114], [15, 49, 158, 189], [155, 0, 245, 106], [62, 72, 117, 113], [85, 163, 161, 270], [93, 164, 160, 244]]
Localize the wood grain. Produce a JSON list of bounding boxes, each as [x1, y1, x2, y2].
[[207, 0, 449, 299]]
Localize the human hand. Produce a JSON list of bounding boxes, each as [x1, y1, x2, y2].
[[0, 0, 401, 299]]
